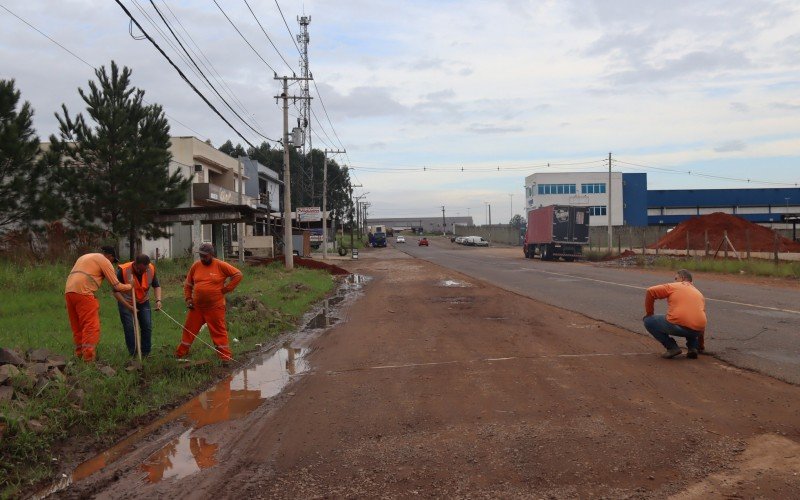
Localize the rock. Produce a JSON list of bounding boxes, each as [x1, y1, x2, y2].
[[0, 364, 21, 384], [46, 355, 67, 369], [26, 419, 45, 433], [10, 370, 35, 391], [27, 348, 53, 363], [29, 363, 50, 377], [68, 388, 85, 404], [0, 385, 14, 401], [125, 360, 143, 372], [99, 366, 116, 377], [0, 348, 25, 366], [47, 368, 66, 382]]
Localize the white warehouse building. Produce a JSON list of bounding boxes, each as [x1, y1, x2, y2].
[[524, 172, 626, 226]]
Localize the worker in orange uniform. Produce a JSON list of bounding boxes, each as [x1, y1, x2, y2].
[[643, 269, 707, 359], [175, 243, 242, 362], [113, 254, 162, 357], [65, 246, 133, 361]]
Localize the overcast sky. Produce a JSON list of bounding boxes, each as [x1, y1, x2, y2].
[[2, 0, 800, 224]]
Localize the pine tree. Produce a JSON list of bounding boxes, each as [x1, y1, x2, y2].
[[47, 62, 191, 259], [0, 79, 46, 234]]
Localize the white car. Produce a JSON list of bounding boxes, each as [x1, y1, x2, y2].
[[464, 236, 489, 246], [455, 236, 467, 244], [396, 235, 406, 243]]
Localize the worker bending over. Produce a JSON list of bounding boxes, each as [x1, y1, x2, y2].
[[113, 254, 162, 357], [65, 246, 133, 361], [175, 243, 242, 362], [643, 269, 707, 359]]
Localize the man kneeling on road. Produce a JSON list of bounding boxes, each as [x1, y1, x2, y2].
[[643, 269, 707, 359]]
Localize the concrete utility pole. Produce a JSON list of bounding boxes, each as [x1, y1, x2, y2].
[[237, 156, 245, 264], [488, 203, 492, 244], [322, 148, 345, 259], [608, 152, 613, 255], [441, 206, 446, 235], [508, 193, 514, 224], [275, 74, 313, 270]]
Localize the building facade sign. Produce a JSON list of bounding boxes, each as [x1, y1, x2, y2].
[[297, 207, 322, 222]]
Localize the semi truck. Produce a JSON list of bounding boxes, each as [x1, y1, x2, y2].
[[523, 205, 590, 261]]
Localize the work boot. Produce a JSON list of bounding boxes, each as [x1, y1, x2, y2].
[[661, 347, 682, 359], [686, 348, 699, 359]]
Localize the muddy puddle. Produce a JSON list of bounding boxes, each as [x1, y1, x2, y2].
[[35, 273, 369, 499]]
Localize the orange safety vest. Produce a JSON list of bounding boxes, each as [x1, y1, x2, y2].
[[119, 262, 156, 304]]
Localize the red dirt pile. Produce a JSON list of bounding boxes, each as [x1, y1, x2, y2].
[[247, 255, 351, 275], [650, 212, 800, 253]]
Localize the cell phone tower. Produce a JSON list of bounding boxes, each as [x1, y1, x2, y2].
[[297, 15, 313, 204]]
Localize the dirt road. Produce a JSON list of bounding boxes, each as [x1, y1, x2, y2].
[[65, 248, 800, 498]]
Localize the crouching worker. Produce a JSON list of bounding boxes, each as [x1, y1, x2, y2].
[[65, 246, 133, 361], [175, 243, 242, 362], [643, 269, 707, 359], [113, 254, 162, 357]]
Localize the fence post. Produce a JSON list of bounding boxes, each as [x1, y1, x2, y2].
[[618, 234, 622, 254], [704, 229, 709, 257], [641, 228, 646, 255], [724, 230, 729, 259], [774, 232, 780, 264], [746, 229, 751, 259], [686, 230, 691, 257]]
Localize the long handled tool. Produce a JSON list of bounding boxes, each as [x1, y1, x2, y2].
[[132, 288, 142, 361]]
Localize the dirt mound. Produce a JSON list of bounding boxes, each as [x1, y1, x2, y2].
[[248, 256, 351, 275], [651, 212, 800, 253]]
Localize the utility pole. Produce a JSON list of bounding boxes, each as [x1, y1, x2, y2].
[[508, 193, 514, 224], [348, 184, 362, 253], [322, 148, 345, 259], [237, 156, 245, 264], [275, 74, 312, 270], [608, 151, 613, 255], [488, 203, 492, 244], [441, 206, 446, 235]]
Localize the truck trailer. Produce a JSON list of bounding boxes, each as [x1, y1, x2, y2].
[[523, 205, 590, 261]]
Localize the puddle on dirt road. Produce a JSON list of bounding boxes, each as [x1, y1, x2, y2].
[[438, 279, 472, 288], [35, 274, 369, 499]]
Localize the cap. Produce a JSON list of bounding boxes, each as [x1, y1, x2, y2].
[[198, 243, 215, 256], [100, 245, 118, 263]]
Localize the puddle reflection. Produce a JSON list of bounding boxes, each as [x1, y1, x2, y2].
[[140, 345, 309, 483]]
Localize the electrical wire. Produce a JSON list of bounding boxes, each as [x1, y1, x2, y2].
[[0, 2, 210, 140], [613, 159, 799, 187], [243, 0, 295, 72], [148, 0, 277, 143], [114, 0, 259, 148], [274, 0, 302, 56], [212, 0, 278, 74]]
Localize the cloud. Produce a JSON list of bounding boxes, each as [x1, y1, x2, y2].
[[770, 101, 800, 111], [609, 49, 750, 85], [714, 140, 747, 153], [422, 89, 455, 101], [729, 102, 750, 112], [313, 83, 407, 118], [467, 123, 523, 134]]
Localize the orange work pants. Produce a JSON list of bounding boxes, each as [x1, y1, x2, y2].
[[65, 292, 100, 361], [175, 305, 233, 361]]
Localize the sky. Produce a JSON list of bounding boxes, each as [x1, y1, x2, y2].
[[2, 0, 800, 224]]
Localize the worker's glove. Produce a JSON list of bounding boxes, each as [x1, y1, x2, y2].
[[185, 299, 194, 310]]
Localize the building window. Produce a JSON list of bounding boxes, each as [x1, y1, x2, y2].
[[537, 183, 576, 195], [581, 183, 606, 194], [589, 205, 607, 216]]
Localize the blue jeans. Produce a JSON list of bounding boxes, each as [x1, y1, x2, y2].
[[118, 300, 152, 356], [643, 315, 699, 350]]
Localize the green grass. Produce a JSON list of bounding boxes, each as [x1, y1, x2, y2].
[[645, 256, 800, 279], [0, 258, 334, 497], [335, 234, 369, 249]]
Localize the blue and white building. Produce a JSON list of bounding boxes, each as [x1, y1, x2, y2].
[[524, 171, 799, 229]]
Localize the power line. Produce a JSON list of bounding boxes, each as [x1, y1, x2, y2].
[[212, 0, 278, 74], [311, 79, 346, 151], [0, 2, 209, 140], [243, 0, 294, 72], [273, 0, 302, 56], [613, 159, 799, 187], [158, 0, 264, 131], [114, 0, 259, 148], [148, 0, 277, 143]]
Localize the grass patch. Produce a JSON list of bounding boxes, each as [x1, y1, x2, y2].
[[0, 258, 334, 497], [336, 234, 369, 249], [644, 256, 800, 279]]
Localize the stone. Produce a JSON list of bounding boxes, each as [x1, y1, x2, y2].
[[0, 364, 21, 384], [47, 368, 66, 382], [27, 348, 52, 363], [0, 385, 14, 401], [29, 363, 50, 377], [68, 388, 85, 404], [46, 355, 67, 369], [99, 366, 116, 377], [0, 348, 25, 366], [26, 419, 45, 433]]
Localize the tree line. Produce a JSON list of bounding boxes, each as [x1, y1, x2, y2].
[[0, 61, 354, 260]]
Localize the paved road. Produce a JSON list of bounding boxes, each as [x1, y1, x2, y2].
[[398, 237, 800, 384]]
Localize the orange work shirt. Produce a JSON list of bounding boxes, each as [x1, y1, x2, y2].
[[65, 253, 122, 295], [183, 258, 243, 309], [645, 281, 707, 332]]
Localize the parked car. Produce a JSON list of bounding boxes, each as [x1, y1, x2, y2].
[[396, 235, 406, 243], [418, 237, 429, 246], [455, 236, 467, 244], [464, 236, 489, 247]]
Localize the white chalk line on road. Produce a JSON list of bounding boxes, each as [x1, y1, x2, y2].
[[519, 267, 800, 315], [327, 352, 652, 374]]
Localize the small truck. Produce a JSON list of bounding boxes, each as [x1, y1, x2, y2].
[[523, 205, 590, 261]]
